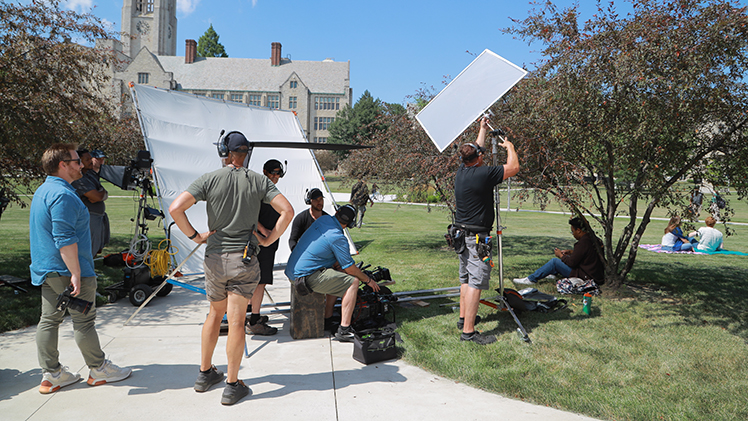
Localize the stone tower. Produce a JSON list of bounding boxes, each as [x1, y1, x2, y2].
[[121, 0, 177, 57]]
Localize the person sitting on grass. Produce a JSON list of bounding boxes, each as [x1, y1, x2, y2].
[[661, 216, 697, 252], [514, 216, 605, 285], [688, 216, 723, 252]]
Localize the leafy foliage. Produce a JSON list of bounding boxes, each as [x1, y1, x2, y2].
[[328, 90, 388, 159], [0, 0, 143, 207], [500, 0, 748, 288], [197, 24, 228, 58]]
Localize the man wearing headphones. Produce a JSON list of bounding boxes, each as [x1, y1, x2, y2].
[[454, 117, 519, 345], [71, 148, 110, 257], [288, 187, 328, 251], [169, 132, 293, 405], [285, 205, 380, 341], [246, 159, 287, 336]]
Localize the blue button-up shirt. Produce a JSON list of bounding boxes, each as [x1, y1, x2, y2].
[[29, 176, 95, 286]]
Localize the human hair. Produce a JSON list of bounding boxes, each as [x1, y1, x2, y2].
[[459, 143, 480, 164], [705, 216, 717, 227], [569, 216, 586, 232], [664, 216, 681, 234], [42, 143, 77, 176]]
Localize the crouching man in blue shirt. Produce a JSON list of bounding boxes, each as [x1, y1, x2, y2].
[[285, 205, 379, 341], [29, 143, 131, 394]]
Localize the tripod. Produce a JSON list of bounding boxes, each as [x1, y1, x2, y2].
[[481, 129, 531, 343]]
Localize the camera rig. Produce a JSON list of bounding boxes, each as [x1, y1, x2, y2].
[[351, 262, 398, 331]]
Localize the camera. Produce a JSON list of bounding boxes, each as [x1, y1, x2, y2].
[[364, 266, 392, 283], [122, 150, 154, 191], [56, 285, 93, 315]]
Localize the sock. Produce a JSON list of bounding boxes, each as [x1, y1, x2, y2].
[[249, 313, 261, 325], [227, 381, 238, 386], [200, 367, 212, 373], [459, 317, 465, 323], [339, 325, 351, 332], [461, 331, 476, 338]]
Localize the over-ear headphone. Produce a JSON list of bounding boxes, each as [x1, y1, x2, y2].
[[215, 130, 244, 158], [304, 188, 323, 205]]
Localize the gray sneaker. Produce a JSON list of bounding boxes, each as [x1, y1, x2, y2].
[[335, 325, 355, 342], [87, 359, 132, 386], [460, 331, 497, 345], [194, 365, 225, 392], [39, 366, 81, 394], [221, 379, 251, 405]]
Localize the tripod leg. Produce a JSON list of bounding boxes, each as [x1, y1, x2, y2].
[[496, 296, 531, 343]]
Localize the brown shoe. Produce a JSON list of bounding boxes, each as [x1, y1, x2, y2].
[[246, 321, 278, 336]]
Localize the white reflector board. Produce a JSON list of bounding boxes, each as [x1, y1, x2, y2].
[[416, 49, 527, 152]]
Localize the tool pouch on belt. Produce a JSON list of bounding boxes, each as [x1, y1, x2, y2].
[[446, 224, 466, 254], [475, 233, 493, 262], [293, 276, 312, 296]]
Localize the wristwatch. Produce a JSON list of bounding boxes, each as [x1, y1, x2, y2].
[[188, 231, 198, 240]]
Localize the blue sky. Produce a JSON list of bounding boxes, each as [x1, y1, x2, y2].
[[65, 0, 748, 106]]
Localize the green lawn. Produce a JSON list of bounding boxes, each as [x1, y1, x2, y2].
[[3, 182, 748, 420]]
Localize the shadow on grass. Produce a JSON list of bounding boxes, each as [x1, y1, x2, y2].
[[628, 259, 748, 340]]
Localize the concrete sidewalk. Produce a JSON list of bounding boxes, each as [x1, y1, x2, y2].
[[0, 271, 599, 421]]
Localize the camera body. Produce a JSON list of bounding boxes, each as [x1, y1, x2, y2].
[[122, 150, 154, 191], [364, 266, 391, 283], [56, 285, 93, 315]]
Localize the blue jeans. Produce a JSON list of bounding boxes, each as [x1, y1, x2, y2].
[[528, 258, 571, 282]]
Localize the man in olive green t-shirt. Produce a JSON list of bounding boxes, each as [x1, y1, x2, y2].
[[169, 132, 293, 405]]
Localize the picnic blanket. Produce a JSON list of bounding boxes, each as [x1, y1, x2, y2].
[[639, 244, 748, 256]]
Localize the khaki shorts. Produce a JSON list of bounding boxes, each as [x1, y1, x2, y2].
[[203, 252, 260, 302], [458, 240, 491, 290], [305, 268, 356, 297]]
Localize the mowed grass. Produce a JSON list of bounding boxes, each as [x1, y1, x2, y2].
[[3, 182, 748, 420], [349, 202, 748, 421]]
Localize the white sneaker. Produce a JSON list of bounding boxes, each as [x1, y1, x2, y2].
[[544, 274, 557, 280], [39, 366, 81, 394], [87, 359, 132, 386], [513, 277, 536, 285]]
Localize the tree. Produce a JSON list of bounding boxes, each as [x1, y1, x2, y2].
[[328, 90, 385, 158], [499, 0, 748, 289], [197, 24, 228, 58], [0, 0, 144, 208]]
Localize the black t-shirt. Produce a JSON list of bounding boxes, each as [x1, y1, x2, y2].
[[288, 208, 329, 251], [258, 202, 280, 249], [454, 163, 505, 230]]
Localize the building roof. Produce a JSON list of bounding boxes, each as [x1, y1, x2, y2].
[[155, 56, 350, 94]]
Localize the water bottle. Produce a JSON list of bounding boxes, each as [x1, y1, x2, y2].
[[582, 293, 592, 315]]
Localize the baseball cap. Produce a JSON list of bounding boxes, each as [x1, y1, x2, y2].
[[226, 132, 250, 152], [308, 188, 324, 201], [90, 149, 107, 158], [336, 204, 356, 226]]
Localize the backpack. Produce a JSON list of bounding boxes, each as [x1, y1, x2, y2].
[[556, 277, 601, 296]]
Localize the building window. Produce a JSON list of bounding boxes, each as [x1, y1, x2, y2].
[[290, 81, 298, 88], [315, 96, 341, 110], [137, 73, 149, 84], [211, 93, 224, 100], [230, 94, 243, 103], [268, 94, 279, 109], [248, 95, 262, 106], [314, 117, 334, 131], [289, 96, 297, 109], [314, 137, 328, 143], [147, 0, 154, 13]]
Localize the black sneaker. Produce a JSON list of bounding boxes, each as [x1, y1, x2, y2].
[[334, 325, 355, 342], [460, 331, 497, 345], [194, 365, 224, 392], [457, 315, 482, 330], [221, 379, 251, 405]]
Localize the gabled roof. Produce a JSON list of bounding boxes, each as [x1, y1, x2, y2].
[[155, 56, 350, 94]]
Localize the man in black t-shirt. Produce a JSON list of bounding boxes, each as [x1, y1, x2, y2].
[[247, 159, 287, 336], [289, 188, 329, 251], [454, 117, 519, 345]]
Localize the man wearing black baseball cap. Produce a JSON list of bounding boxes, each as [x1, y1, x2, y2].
[[288, 187, 328, 251], [71, 148, 110, 256], [169, 131, 294, 405], [284, 205, 379, 341]]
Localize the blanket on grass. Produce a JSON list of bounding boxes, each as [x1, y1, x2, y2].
[[639, 244, 748, 256]]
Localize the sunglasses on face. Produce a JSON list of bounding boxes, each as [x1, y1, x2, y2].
[[63, 158, 81, 165], [269, 169, 284, 177]]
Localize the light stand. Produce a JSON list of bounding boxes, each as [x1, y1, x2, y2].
[[488, 130, 531, 343]]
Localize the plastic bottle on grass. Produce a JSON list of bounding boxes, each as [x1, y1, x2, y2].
[[582, 293, 592, 315]]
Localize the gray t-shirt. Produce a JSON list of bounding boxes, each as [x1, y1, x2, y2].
[[71, 171, 106, 215], [187, 166, 280, 255]]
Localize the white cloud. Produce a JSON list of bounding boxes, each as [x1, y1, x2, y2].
[[63, 0, 94, 13], [251, 0, 258, 6], [177, 0, 201, 15]]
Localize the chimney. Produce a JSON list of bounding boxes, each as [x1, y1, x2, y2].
[[271, 42, 282, 66], [185, 39, 197, 64]]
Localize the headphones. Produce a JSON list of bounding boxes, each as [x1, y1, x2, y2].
[[264, 159, 287, 178], [463, 142, 485, 162], [304, 188, 322, 205], [215, 130, 244, 158]]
